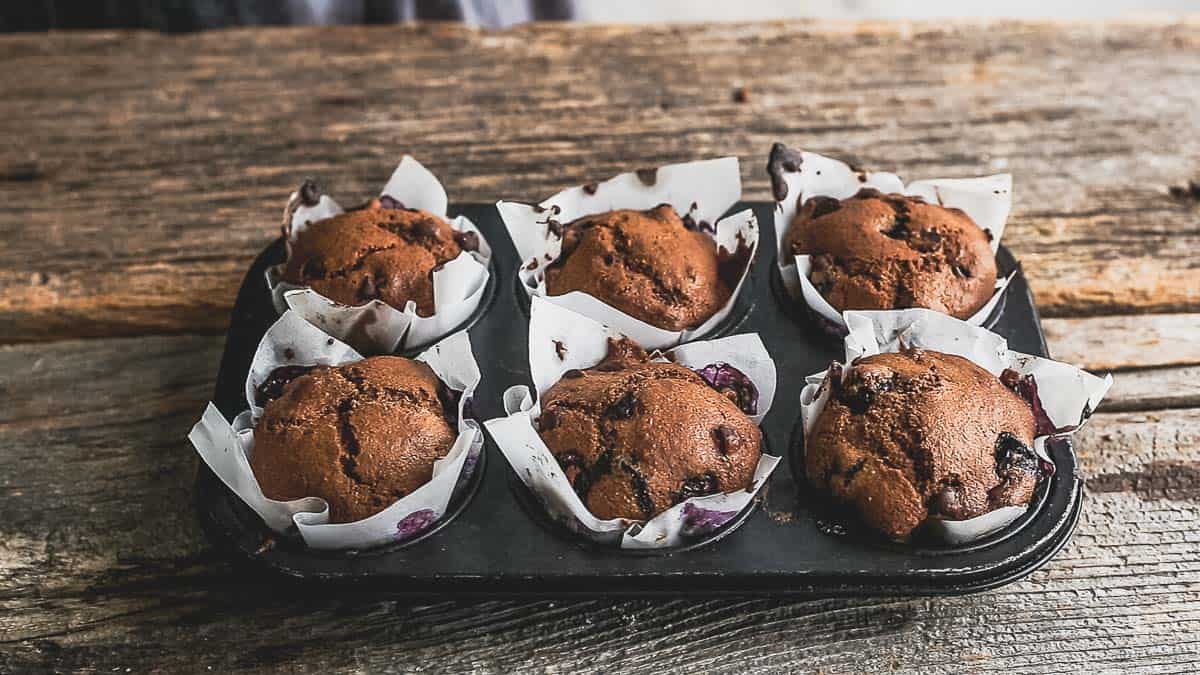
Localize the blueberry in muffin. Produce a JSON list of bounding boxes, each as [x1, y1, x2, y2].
[[283, 195, 478, 316], [781, 188, 997, 319], [545, 204, 745, 331], [805, 347, 1042, 540], [536, 337, 762, 521], [250, 356, 459, 523]]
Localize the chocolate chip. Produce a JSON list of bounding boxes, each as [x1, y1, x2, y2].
[[298, 179, 321, 207], [712, 425, 738, 455]]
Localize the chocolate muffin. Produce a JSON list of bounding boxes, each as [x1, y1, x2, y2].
[[544, 204, 735, 331], [251, 356, 458, 523], [284, 198, 478, 315], [805, 348, 1040, 540], [782, 188, 997, 319], [537, 338, 762, 521]]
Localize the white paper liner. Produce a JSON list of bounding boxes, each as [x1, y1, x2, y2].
[[497, 157, 759, 350], [188, 310, 484, 551], [484, 297, 780, 549], [799, 308, 1112, 544], [772, 146, 1014, 330], [265, 155, 493, 354]]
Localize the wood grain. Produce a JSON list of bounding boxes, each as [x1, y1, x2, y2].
[[0, 331, 1197, 673], [1, 21, 1200, 342]]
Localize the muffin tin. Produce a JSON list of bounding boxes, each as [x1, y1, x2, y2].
[[195, 202, 1083, 596]]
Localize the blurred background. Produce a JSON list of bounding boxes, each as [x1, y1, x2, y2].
[[3, 0, 1194, 32]]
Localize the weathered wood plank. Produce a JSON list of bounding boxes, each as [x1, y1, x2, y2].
[[1043, 314, 1200, 372], [1, 21, 1199, 342], [0, 333, 1196, 673]]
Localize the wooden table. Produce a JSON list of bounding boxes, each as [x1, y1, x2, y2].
[[2, 20, 1198, 673]]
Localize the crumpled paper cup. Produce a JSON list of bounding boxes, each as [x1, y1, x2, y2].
[[485, 297, 781, 549], [497, 157, 759, 350], [188, 310, 484, 551], [266, 155, 493, 354], [770, 144, 1014, 332], [798, 308, 1111, 545]]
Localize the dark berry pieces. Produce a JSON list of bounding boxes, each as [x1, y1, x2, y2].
[[994, 432, 1039, 476], [301, 258, 327, 280], [673, 473, 720, 504], [436, 381, 462, 426], [379, 195, 405, 209], [712, 424, 739, 455], [806, 195, 842, 219], [453, 230, 480, 252], [254, 365, 317, 406], [635, 167, 658, 186], [605, 391, 639, 419], [695, 363, 759, 415], [1000, 369, 1058, 435], [298, 179, 321, 207]]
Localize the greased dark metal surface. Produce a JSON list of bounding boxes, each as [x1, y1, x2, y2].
[[195, 202, 1081, 596]]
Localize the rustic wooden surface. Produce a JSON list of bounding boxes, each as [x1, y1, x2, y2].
[[0, 19, 1198, 674]]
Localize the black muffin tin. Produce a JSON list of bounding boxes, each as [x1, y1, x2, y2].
[[196, 202, 1082, 597]]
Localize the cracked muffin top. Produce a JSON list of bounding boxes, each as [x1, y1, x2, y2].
[[782, 188, 997, 319], [805, 348, 1040, 540], [537, 338, 762, 522], [283, 199, 479, 316], [544, 204, 737, 332], [250, 356, 458, 523]]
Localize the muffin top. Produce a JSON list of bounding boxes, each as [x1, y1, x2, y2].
[[782, 188, 997, 319], [537, 338, 762, 521], [805, 347, 1039, 540], [251, 356, 458, 523], [283, 199, 478, 316], [544, 204, 736, 331]]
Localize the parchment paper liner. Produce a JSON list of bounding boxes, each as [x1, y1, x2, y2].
[[771, 146, 1014, 331], [188, 310, 484, 551], [485, 297, 780, 549], [798, 308, 1111, 545], [265, 155, 493, 354], [497, 157, 758, 350]]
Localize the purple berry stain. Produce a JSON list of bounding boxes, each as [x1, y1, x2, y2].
[[695, 362, 759, 415], [681, 503, 736, 535], [394, 509, 438, 542]]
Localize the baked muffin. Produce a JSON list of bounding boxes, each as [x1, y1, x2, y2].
[[545, 204, 735, 331], [283, 198, 479, 316], [537, 338, 762, 521], [250, 356, 458, 523], [782, 188, 997, 319], [805, 348, 1040, 540]]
